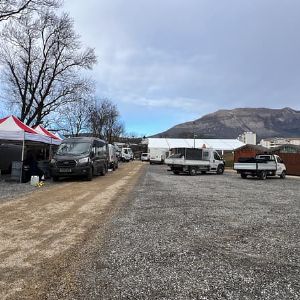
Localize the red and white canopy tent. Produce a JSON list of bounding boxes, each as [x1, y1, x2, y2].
[[0, 115, 59, 162], [34, 125, 62, 145]]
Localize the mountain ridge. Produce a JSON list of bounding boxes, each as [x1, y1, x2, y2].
[[152, 107, 300, 140]]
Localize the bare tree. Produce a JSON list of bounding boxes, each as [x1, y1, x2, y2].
[[0, 0, 60, 21], [0, 11, 97, 126], [89, 99, 124, 143], [57, 96, 93, 137]]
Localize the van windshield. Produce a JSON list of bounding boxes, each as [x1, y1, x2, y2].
[[56, 142, 91, 156]]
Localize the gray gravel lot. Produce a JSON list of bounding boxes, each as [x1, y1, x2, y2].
[[0, 178, 36, 201], [53, 165, 299, 300]]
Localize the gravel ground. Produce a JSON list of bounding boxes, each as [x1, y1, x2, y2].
[[57, 164, 300, 300], [0, 178, 36, 201], [0, 162, 144, 300]]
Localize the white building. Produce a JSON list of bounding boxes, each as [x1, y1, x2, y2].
[[259, 137, 300, 148], [237, 132, 256, 145], [146, 138, 245, 162]]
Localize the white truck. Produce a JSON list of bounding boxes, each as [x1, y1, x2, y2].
[[120, 148, 133, 162], [234, 154, 286, 180], [164, 148, 225, 176]]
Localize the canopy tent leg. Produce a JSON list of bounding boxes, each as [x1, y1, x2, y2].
[[20, 134, 25, 183]]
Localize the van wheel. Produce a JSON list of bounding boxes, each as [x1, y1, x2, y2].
[[259, 171, 267, 180], [100, 165, 107, 176], [241, 173, 247, 179], [280, 171, 286, 179], [86, 168, 93, 181], [173, 170, 180, 175], [216, 165, 224, 175], [201, 171, 206, 174], [52, 176, 59, 182], [189, 167, 197, 176]]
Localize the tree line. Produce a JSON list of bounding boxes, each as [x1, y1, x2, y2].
[[0, 0, 125, 143]]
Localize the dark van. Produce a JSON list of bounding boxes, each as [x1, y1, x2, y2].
[[50, 137, 108, 181]]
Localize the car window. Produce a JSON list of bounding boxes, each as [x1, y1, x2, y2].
[[203, 151, 210, 160], [214, 151, 221, 160]]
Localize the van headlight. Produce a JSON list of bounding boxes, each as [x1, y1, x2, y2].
[[50, 158, 57, 165], [78, 157, 90, 165]]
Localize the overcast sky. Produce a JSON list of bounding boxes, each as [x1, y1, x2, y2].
[[63, 0, 300, 135]]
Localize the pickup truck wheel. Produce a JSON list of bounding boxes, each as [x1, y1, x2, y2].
[[189, 167, 197, 176], [280, 171, 286, 179], [216, 165, 224, 175], [201, 171, 206, 174], [259, 171, 267, 180], [173, 170, 180, 175], [241, 173, 247, 179]]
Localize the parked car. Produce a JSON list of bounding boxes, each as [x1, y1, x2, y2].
[[165, 147, 225, 175], [234, 154, 286, 180], [50, 137, 108, 181], [141, 153, 150, 161], [108, 144, 118, 170]]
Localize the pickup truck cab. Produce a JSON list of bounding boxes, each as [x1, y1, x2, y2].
[[234, 154, 286, 180], [121, 148, 133, 162], [165, 148, 225, 176]]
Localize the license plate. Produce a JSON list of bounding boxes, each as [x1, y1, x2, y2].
[[59, 168, 72, 173]]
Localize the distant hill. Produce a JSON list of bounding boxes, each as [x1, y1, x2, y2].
[[152, 107, 300, 140]]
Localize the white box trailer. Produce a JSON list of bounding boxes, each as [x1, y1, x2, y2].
[[165, 148, 225, 175], [108, 144, 119, 170]]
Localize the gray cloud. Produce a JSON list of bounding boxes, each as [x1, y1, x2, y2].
[[64, 0, 300, 134]]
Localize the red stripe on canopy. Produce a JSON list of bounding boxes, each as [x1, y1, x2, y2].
[[34, 125, 60, 140], [0, 116, 9, 124], [12, 116, 37, 134]]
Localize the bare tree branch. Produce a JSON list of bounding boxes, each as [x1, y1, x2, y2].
[[0, 0, 61, 21], [0, 10, 97, 126], [88, 99, 125, 143]]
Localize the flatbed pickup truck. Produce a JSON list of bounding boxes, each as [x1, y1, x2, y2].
[[165, 147, 225, 176], [234, 154, 286, 180]]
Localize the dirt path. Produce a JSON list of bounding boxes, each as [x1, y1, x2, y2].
[[0, 161, 145, 300]]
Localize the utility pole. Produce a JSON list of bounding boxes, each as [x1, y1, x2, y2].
[[193, 121, 196, 148]]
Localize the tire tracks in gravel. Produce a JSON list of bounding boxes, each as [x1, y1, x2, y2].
[[0, 161, 145, 300]]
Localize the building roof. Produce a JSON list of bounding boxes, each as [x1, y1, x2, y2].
[[235, 144, 270, 152], [147, 138, 244, 151], [270, 144, 300, 153]]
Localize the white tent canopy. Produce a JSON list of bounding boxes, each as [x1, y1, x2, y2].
[[34, 125, 62, 145], [0, 115, 51, 144], [147, 138, 245, 151]]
